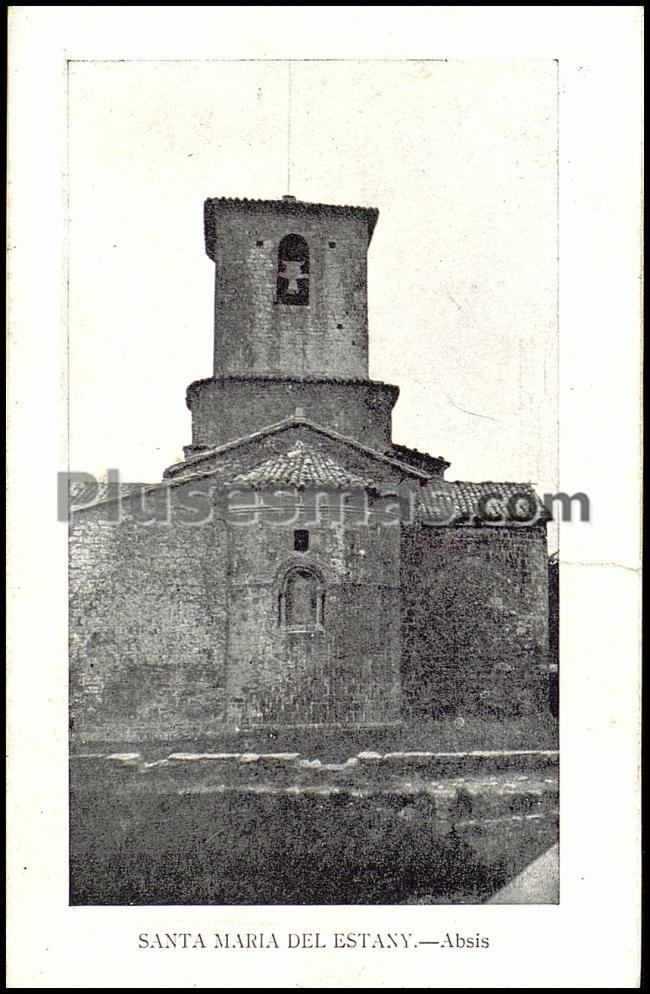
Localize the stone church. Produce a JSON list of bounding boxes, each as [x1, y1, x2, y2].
[[69, 194, 551, 742]]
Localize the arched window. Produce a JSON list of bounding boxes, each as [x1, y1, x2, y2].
[[278, 566, 324, 630], [277, 234, 309, 305]]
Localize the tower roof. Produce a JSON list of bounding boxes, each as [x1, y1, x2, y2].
[[204, 195, 379, 259]]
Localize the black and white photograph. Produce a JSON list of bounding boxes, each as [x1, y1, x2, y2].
[[66, 57, 559, 907], [7, 7, 642, 989]]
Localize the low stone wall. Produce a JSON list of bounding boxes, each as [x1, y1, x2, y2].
[[70, 750, 558, 906]]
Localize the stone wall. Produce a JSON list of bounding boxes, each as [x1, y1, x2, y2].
[[186, 376, 399, 451], [224, 512, 401, 725], [400, 522, 550, 717], [69, 479, 403, 741], [69, 485, 230, 743], [69, 466, 550, 740]]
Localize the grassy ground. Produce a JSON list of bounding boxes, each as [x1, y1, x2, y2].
[[70, 766, 559, 905]]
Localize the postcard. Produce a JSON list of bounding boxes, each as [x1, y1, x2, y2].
[[7, 7, 642, 988]]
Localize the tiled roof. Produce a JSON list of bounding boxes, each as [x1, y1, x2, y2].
[[420, 481, 549, 526], [164, 415, 430, 481], [389, 442, 450, 473], [204, 196, 379, 254], [68, 475, 548, 525], [227, 441, 373, 489]]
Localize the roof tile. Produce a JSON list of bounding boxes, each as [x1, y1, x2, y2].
[[420, 481, 549, 525], [228, 441, 373, 489]]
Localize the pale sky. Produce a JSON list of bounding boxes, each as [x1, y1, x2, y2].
[[68, 59, 558, 495]]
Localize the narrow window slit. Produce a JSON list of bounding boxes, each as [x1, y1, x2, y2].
[[294, 529, 309, 552]]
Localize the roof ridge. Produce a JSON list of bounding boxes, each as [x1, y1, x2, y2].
[[448, 479, 539, 487], [204, 196, 379, 247], [164, 416, 431, 481], [206, 195, 378, 213], [186, 374, 398, 395]]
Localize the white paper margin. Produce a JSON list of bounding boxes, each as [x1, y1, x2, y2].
[[7, 7, 642, 989]]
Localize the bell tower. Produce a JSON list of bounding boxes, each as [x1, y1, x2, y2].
[[183, 195, 399, 455], [204, 194, 378, 378]]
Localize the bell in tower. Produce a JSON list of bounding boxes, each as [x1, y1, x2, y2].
[[183, 195, 399, 454], [276, 232, 310, 305]]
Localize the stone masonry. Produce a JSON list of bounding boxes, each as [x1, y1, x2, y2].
[[69, 194, 551, 744]]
